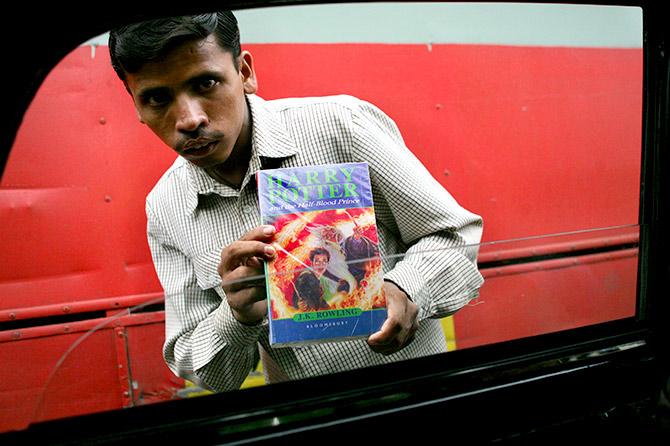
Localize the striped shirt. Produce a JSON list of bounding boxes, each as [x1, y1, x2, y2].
[[146, 94, 484, 392]]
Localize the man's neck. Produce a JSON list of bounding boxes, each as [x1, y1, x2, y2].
[[205, 160, 249, 189]]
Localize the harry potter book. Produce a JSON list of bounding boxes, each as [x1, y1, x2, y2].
[[257, 162, 387, 346]]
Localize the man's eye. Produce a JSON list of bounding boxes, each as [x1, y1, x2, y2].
[[196, 78, 218, 92], [145, 93, 170, 107]]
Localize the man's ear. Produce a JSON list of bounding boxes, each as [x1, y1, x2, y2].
[[239, 50, 258, 94]]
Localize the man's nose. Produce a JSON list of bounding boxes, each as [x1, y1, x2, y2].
[[174, 95, 209, 132]]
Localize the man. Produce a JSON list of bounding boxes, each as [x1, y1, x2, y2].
[[109, 11, 484, 392], [292, 248, 348, 311], [342, 225, 379, 286]]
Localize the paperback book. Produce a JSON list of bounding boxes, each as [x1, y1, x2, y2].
[[257, 162, 387, 346]]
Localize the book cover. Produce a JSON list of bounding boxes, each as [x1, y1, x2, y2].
[[257, 162, 387, 346]]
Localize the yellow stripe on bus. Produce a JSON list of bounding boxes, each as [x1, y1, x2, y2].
[[441, 316, 457, 351]]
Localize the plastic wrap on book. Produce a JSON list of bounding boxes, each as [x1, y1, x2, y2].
[[257, 162, 387, 346]]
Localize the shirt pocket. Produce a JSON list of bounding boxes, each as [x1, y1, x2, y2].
[[192, 249, 222, 290]]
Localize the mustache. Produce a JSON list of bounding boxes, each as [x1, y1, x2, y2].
[[176, 130, 225, 152]]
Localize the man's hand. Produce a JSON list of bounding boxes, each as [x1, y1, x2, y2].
[[218, 225, 276, 325], [367, 281, 419, 355]]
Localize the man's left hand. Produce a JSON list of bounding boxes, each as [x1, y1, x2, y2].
[[367, 281, 419, 355]]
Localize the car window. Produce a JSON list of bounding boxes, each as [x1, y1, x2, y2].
[[0, 2, 643, 433]]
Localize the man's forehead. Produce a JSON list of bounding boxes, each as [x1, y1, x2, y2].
[[125, 35, 232, 90]]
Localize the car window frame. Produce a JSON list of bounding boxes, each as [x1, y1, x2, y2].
[[0, 0, 667, 443]]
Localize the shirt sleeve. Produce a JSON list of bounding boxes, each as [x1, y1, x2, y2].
[[351, 100, 484, 321], [146, 200, 262, 392]]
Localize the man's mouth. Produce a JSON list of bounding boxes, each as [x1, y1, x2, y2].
[[182, 140, 217, 158]]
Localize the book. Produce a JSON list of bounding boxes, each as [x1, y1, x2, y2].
[[257, 162, 387, 346]]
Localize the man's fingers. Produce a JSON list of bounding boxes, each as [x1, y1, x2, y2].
[[243, 256, 263, 269], [222, 265, 269, 325], [229, 296, 268, 326], [216, 226, 276, 326], [368, 318, 399, 344], [368, 334, 403, 355], [227, 285, 267, 306], [239, 224, 276, 242], [367, 313, 418, 355], [222, 264, 266, 292], [220, 241, 276, 272], [367, 319, 403, 354], [219, 225, 277, 273]]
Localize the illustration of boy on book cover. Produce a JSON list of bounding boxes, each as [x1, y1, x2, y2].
[[257, 162, 387, 346]]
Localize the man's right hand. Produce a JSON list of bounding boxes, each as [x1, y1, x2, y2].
[[218, 225, 277, 325]]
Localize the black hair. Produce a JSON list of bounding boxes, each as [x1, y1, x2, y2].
[[309, 248, 330, 262], [108, 11, 241, 82]]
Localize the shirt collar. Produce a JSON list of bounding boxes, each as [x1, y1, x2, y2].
[[248, 94, 300, 159], [183, 94, 300, 213]]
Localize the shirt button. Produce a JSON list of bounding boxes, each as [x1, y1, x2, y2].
[[243, 205, 255, 214]]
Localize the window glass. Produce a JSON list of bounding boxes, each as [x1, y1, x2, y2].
[[0, 2, 642, 433]]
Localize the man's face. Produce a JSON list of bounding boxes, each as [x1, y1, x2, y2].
[[125, 35, 257, 169], [312, 254, 329, 276]]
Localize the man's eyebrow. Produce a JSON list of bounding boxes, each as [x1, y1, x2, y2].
[[137, 86, 170, 101], [187, 71, 223, 84]]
